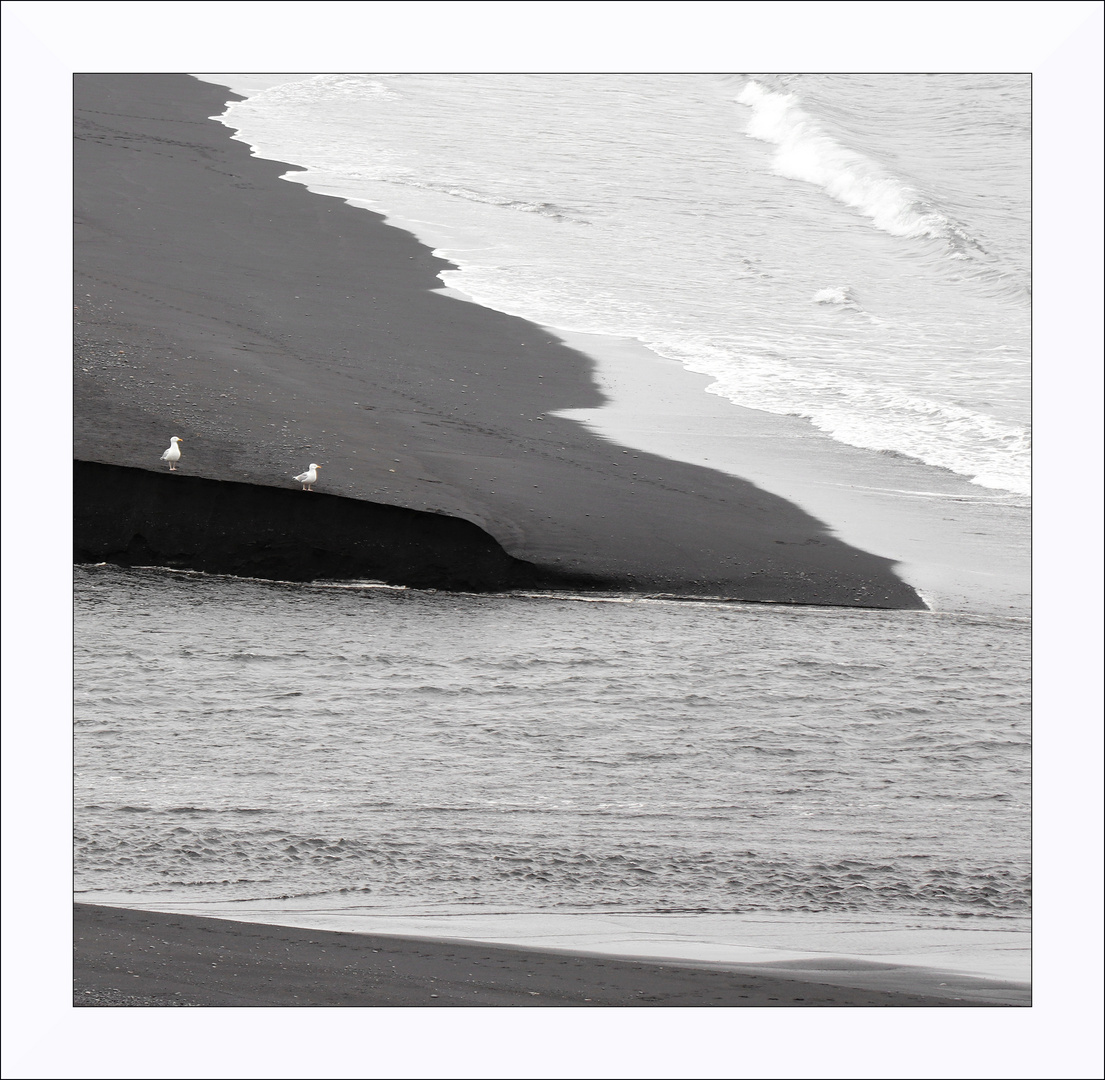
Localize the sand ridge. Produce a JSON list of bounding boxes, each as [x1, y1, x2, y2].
[[74, 73, 922, 608]]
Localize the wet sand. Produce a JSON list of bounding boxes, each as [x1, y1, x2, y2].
[[75, 904, 995, 1007], [551, 329, 1030, 617]]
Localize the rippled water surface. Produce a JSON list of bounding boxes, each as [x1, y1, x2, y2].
[[75, 565, 1030, 924]]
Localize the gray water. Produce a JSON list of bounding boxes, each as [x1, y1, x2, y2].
[[75, 564, 1030, 926]]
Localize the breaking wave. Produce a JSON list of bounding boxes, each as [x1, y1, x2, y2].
[[736, 80, 984, 258]]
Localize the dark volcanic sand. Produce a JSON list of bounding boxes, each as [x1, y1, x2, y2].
[[75, 905, 983, 1008], [74, 460, 594, 591], [74, 73, 922, 607]]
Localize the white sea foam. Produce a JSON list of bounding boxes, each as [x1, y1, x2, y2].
[[691, 351, 1031, 496], [208, 73, 1030, 497], [736, 80, 982, 256], [813, 286, 855, 305]]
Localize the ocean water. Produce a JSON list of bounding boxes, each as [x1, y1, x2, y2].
[[74, 76, 1032, 977], [75, 565, 1029, 931], [205, 73, 1030, 496]]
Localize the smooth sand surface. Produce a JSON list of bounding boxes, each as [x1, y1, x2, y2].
[[75, 904, 1012, 1007], [74, 73, 921, 608]]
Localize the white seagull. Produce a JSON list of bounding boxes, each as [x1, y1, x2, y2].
[[294, 463, 321, 491], [160, 436, 183, 471]]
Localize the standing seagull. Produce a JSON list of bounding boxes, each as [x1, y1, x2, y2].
[[160, 436, 183, 471], [293, 463, 321, 491]]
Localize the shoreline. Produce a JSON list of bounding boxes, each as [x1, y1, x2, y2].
[[75, 904, 1023, 1007], [548, 328, 1030, 617], [199, 75, 1028, 617], [74, 73, 923, 609]]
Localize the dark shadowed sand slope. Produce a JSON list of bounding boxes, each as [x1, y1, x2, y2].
[[75, 905, 1012, 1007], [74, 74, 922, 607], [74, 460, 595, 591]]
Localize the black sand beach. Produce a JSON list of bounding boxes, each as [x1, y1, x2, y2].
[[69, 74, 943, 1015], [74, 74, 922, 607], [75, 904, 990, 1007]]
